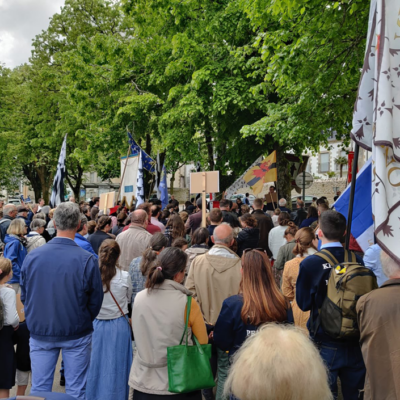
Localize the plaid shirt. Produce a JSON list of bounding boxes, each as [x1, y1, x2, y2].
[[128, 256, 145, 304]]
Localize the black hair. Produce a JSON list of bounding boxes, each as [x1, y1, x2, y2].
[[223, 212, 241, 228], [146, 247, 188, 290], [319, 210, 346, 241], [192, 227, 209, 245]]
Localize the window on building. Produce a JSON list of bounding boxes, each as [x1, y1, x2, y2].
[[320, 153, 330, 173]]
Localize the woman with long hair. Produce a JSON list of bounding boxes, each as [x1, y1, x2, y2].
[[164, 214, 185, 246], [282, 228, 317, 330], [213, 249, 290, 356], [184, 227, 209, 283], [268, 211, 291, 260], [129, 232, 168, 304], [273, 222, 299, 287], [236, 214, 259, 257], [128, 247, 207, 399], [111, 211, 127, 236], [3, 218, 28, 293], [88, 216, 113, 254], [86, 239, 132, 400], [299, 205, 319, 228]]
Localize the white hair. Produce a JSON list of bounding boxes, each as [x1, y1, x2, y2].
[[54, 202, 80, 231], [224, 324, 333, 400], [3, 204, 17, 216], [278, 198, 287, 207], [213, 224, 233, 245], [381, 250, 400, 279]]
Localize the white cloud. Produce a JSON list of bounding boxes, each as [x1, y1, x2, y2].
[[0, 0, 65, 68]]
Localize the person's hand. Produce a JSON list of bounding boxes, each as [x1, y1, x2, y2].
[[208, 331, 214, 339], [14, 324, 19, 331]]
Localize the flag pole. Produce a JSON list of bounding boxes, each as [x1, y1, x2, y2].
[[345, 143, 360, 250], [117, 145, 133, 205]]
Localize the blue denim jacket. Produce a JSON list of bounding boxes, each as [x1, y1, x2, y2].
[[129, 256, 146, 304]]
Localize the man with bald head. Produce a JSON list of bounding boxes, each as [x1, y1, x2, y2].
[[186, 223, 241, 398], [116, 209, 152, 271]]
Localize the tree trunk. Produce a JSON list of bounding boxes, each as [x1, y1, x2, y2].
[[170, 173, 175, 195], [37, 165, 52, 204], [275, 145, 292, 210], [339, 165, 343, 178], [205, 129, 215, 171], [65, 164, 84, 201], [22, 163, 43, 202]]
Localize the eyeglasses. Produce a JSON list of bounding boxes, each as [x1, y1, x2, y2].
[[243, 248, 267, 254]]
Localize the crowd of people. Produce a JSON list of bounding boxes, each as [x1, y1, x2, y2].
[[0, 188, 398, 400]]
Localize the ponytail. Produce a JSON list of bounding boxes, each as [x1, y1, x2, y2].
[[146, 247, 188, 291], [140, 233, 168, 275], [293, 227, 316, 257]]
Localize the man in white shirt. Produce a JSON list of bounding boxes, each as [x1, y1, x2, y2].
[[150, 205, 165, 233]]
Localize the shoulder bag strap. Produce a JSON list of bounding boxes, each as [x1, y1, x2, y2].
[[179, 296, 192, 346], [315, 249, 339, 266], [109, 289, 131, 326]]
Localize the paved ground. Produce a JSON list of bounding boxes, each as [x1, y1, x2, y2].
[[10, 354, 65, 397]]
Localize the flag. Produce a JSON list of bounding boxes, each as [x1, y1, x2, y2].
[[244, 151, 277, 195], [156, 152, 161, 199], [334, 159, 374, 252], [350, 0, 400, 262], [158, 164, 169, 210], [135, 152, 145, 207], [50, 134, 67, 208], [127, 132, 155, 173]]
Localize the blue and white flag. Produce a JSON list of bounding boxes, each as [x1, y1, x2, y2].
[[334, 158, 374, 252], [50, 134, 67, 208], [158, 164, 169, 210], [128, 132, 155, 173], [135, 152, 145, 207]]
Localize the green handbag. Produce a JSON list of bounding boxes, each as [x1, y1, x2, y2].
[[167, 296, 215, 393]]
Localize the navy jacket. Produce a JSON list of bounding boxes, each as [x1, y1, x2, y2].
[[20, 237, 103, 342], [74, 233, 98, 258], [236, 228, 259, 257], [88, 230, 111, 254], [3, 234, 28, 284], [214, 294, 293, 355], [299, 216, 318, 228], [0, 216, 13, 243], [296, 245, 363, 343]]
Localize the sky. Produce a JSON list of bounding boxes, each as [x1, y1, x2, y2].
[[0, 0, 65, 68]]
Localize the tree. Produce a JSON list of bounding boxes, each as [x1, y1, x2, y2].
[[335, 156, 348, 178]]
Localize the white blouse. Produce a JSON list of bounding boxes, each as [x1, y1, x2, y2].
[[0, 285, 19, 328], [96, 269, 133, 320], [268, 225, 288, 259]]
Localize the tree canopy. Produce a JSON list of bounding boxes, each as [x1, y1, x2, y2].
[[0, 0, 369, 200]]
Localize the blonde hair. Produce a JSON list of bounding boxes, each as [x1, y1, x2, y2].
[[49, 208, 56, 218], [7, 218, 27, 236], [224, 324, 333, 400], [293, 227, 316, 257], [0, 258, 12, 281], [274, 208, 281, 216], [179, 211, 189, 224]]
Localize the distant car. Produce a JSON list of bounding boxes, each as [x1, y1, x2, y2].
[[229, 194, 256, 206], [291, 195, 314, 209], [7, 197, 22, 206]]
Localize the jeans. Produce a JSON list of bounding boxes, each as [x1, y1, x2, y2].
[[319, 341, 366, 400], [30, 334, 92, 400], [216, 348, 230, 400]]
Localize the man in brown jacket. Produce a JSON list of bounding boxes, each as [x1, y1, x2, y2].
[[185, 223, 241, 400], [357, 249, 400, 400], [116, 210, 152, 271], [251, 198, 273, 257]]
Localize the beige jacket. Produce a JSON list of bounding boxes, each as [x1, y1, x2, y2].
[[129, 280, 195, 395], [184, 245, 209, 284], [357, 279, 400, 400], [185, 244, 241, 325], [116, 225, 152, 271]]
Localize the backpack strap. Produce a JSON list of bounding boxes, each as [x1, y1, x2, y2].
[[344, 250, 356, 263], [315, 249, 339, 267]]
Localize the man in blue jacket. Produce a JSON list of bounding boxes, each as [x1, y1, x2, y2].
[[20, 202, 103, 400], [296, 211, 365, 400], [74, 214, 98, 258]]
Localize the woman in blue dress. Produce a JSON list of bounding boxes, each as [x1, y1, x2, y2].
[[86, 239, 133, 400]]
